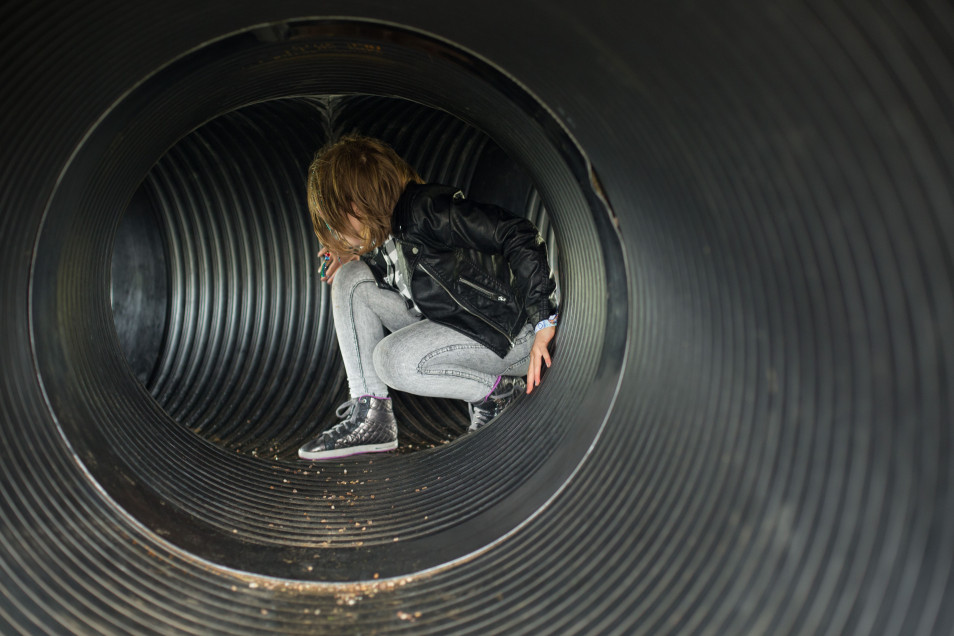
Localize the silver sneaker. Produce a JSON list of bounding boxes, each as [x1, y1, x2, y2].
[[468, 376, 526, 432], [299, 396, 398, 460]]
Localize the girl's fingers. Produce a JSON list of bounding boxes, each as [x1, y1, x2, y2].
[[322, 254, 352, 283], [527, 351, 543, 394], [526, 342, 553, 394]]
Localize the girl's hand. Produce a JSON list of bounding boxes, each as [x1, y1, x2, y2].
[[319, 249, 357, 284], [526, 326, 555, 394]]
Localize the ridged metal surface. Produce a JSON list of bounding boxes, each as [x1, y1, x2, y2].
[[26, 17, 610, 584], [135, 99, 343, 457], [2, 1, 953, 634]]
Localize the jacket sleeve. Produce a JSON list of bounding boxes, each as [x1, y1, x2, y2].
[[417, 188, 557, 326]]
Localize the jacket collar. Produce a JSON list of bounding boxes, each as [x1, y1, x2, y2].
[[391, 182, 424, 237]]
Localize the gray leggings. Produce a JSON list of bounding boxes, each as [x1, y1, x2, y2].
[[332, 260, 533, 403]]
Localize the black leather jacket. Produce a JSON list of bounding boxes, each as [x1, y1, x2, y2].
[[361, 183, 557, 357]]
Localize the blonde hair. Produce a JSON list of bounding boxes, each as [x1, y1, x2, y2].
[[307, 134, 423, 255]]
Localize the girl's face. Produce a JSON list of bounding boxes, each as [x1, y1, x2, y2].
[[345, 207, 365, 244], [327, 202, 368, 252]]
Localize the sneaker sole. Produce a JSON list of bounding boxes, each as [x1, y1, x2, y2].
[[298, 440, 398, 461]]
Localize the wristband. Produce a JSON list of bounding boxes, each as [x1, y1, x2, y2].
[[534, 313, 558, 333]]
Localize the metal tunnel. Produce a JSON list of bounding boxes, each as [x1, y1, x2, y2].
[[2, 1, 953, 634]]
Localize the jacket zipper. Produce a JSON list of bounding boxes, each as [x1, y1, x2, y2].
[[459, 277, 508, 302], [418, 262, 514, 347]]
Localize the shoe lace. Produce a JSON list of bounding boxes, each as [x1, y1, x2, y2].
[[492, 384, 517, 402], [469, 393, 496, 424], [326, 399, 358, 436], [335, 399, 357, 420]]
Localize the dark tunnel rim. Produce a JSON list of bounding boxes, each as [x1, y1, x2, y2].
[[29, 17, 630, 581], [4, 1, 953, 632]]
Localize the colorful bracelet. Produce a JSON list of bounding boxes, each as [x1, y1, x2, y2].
[[534, 313, 558, 333]]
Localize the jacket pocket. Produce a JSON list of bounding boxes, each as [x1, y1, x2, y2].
[[459, 277, 507, 302]]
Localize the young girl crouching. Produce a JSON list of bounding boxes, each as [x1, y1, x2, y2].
[[299, 135, 558, 460]]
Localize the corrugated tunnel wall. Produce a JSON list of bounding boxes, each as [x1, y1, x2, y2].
[[2, 1, 953, 634]]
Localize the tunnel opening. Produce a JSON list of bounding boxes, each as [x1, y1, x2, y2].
[[109, 95, 561, 460], [5, 2, 954, 632], [32, 19, 626, 581]]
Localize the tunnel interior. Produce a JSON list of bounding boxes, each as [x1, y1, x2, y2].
[[4, 3, 953, 633], [109, 95, 560, 460], [31, 20, 623, 582]]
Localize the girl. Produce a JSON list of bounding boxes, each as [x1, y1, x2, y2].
[[299, 135, 558, 460]]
